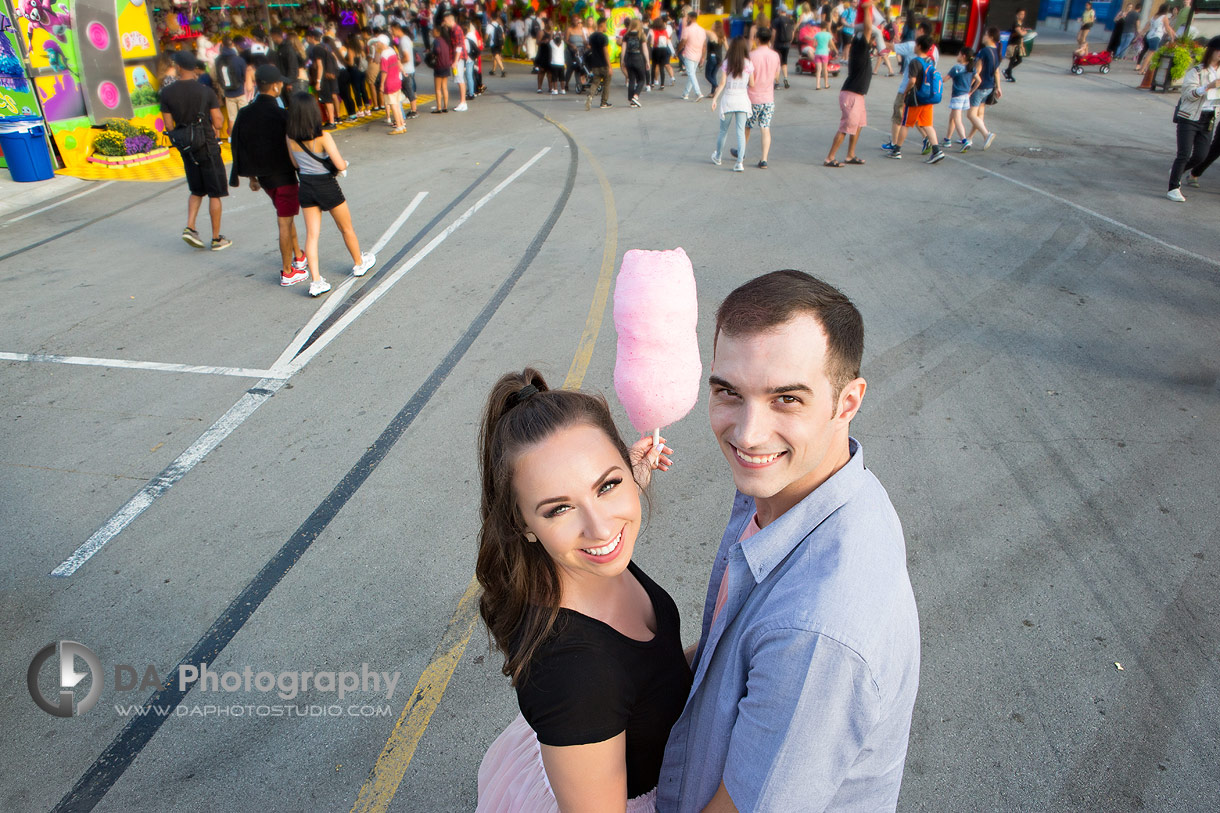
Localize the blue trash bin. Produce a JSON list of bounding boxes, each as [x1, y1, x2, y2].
[[998, 31, 1011, 59], [0, 115, 55, 182], [729, 17, 748, 39]]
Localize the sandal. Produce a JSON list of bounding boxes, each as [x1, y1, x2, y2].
[[823, 159, 844, 168], [845, 157, 865, 165]]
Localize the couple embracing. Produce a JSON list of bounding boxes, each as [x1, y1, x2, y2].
[[475, 271, 920, 812]]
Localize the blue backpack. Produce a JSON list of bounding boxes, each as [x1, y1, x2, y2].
[[913, 56, 942, 105]]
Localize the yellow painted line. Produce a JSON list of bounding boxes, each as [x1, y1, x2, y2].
[[350, 577, 482, 813], [349, 120, 618, 813], [550, 118, 619, 390]]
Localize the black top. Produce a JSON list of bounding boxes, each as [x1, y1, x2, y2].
[[587, 32, 610, 68], [841, 33, 872, 96], [516, 562, 692, 799], [158, 79, 220, 141], [231, 94, 296, 189], [277, 43, 301, 81]]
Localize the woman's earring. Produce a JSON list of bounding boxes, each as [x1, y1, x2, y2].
[[524, 532, 538, 543]]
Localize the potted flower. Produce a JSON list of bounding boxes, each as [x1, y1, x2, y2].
[[1150, 39, 1204, 91], [87, 118, 171, 166]]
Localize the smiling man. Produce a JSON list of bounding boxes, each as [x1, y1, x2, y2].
[[657, 270, 920, 812]]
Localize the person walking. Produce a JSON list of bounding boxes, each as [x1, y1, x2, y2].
[[1003, 8, 1028, 82], [160, 51, 231, 252], [379, 39, 407, 134], [964, 27, 1001, 152], [563, 17, 586, 93], [486, 14, 506, 77], [1138, 6, 1175, 74], [710, 37, 754, 171], [887, 34, 945, 163], [1166, 36, 1220, 201], [1116, 4, 1141, 59], [824, 4, 872, 167], [812, 20, 835, 89], [391, 21, 419, 119], [943, 48, 974, 150], [585, 17, 613, 110], [705, 19, 726, 93], [657, 270, 920, 813], [650, 19, 672, 89], [230, 64, 308, 285], [883, 19, 932, 152], [679, 11, 708, 101], [771, 6, 794, 88], [621, 18, 651, 107], [430, 25, 453, 112], [285, 92, 375, 297], [1077, 1, 1096, 50], [214, 35, 252, 139], [733, 27, 780, 168]]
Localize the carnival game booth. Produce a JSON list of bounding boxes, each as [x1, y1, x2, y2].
[[4, 0, 171, 175]]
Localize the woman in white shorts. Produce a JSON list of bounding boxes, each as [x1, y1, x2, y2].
[[943, 48, 974, 150]]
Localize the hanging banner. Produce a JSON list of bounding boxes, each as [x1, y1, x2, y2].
[[1, 6, 42, 116], [15, 0, 77, 71]]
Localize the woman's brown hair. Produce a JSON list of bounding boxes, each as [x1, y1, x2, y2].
[[725, 36, 749, 78], [476, 368, 638, 685]]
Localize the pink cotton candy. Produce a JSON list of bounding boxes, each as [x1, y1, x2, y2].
[[613, 248, 702, 435]]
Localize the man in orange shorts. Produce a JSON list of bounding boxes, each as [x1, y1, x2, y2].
[[886, 35, 944, 164]]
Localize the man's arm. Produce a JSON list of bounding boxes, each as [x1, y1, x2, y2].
[[860, 2, 873, 39], [709, 628, 881, 812]]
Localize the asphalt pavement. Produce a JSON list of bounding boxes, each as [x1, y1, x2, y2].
[[2, 37, 1219, 813]]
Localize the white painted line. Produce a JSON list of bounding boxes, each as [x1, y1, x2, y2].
[[50, 378, 287, 577], [51, 149, 552, 575], [943, 155, 1220, 271], [6, 181, 115, 224], [270, 191, 428, 372], [0, 351, 287, 380], [285, 148, 550, 374]]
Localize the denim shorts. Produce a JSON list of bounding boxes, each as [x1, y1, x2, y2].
[[969, 87, 993, 108]]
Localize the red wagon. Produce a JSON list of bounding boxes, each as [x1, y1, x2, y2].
[[1071, 50, 1112, 74]]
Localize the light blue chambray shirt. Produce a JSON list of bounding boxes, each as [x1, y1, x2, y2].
[[657, 439, 920, 812]]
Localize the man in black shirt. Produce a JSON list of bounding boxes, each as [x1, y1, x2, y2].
[[305, 28, 338, 128], [824, 3, 872, 166], [771, 8, 794, 89], [585, 17, 613, 110], [159, 51, 231, 251], [275, 26, 302, 90], [230, 64, 308, 286]]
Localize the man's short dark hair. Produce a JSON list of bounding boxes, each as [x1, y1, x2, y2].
[[915, 34, 933, 53], [986, 26, 1000, 42], [687, 11, 699, 21], [756, 26, 772, 43], [597, 16, 607, 25], [917, 21, 933, 35], [715, 270, 864, 398]]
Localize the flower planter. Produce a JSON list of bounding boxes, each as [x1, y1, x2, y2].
[[86, 147, 172, 167]]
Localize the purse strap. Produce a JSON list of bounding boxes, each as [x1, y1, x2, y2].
[[293, 137, 339, 175]]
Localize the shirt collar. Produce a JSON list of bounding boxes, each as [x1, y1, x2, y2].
[[738, 437, 867, 583]]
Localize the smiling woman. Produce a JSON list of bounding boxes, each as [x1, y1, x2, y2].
[[474, 368, 691, 813]]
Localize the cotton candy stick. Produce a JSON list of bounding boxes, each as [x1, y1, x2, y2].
[[613, 248, 702, 455]]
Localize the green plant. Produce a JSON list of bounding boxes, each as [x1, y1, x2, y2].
[[102, 117, 140, 137], [129, 85, 159, 106], [90, 130, 128, 157], [1154, 41, 1204, 82]]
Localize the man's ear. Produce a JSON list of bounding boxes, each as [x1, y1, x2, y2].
[[835, 377, 866, 423]]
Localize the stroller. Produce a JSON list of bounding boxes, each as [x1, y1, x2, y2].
[[568, 46, 593, 94], [1071, 50, 1112, 74], [795, 56, 843, 77]]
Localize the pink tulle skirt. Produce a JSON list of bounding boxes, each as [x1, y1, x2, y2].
[[477, 713, 658, 813]]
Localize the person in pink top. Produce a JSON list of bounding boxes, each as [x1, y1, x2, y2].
[[679, 11, 708, 101], [379, 43, 406, 135], [737, 26, 780, 169]]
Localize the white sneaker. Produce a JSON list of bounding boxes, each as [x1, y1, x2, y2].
[[711, 151, 721, 166], [454, 102, 468, 111], [732, 162, 744, 172], [309, 278, 332, 297], [1166, 188, 1187, 202], [550, 89, 558, 95], [681, 92, 690, 100], [983, 133, 996, 150], [353, 252, 376, 276], [695, 94, 704, 102]]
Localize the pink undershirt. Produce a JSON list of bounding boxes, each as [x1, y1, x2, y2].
[[712, 514, 761, 623]]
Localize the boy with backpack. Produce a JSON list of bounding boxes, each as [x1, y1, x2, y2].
[[215, 35, 252, 139], [886, 35, 944, 163]]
